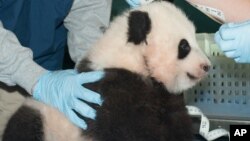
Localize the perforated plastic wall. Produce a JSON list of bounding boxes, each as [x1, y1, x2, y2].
[[185, 34, 250, 121]]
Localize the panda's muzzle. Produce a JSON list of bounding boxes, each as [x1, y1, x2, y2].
[[187, 63, 211, 80], [187, 72, 198, 80]]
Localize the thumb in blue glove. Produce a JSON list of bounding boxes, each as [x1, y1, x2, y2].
[[32, 70, 104, 129], [126, 0, 154, 8], [214, 20, 250, 63]]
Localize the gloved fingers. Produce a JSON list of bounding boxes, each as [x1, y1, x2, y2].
[[227, 21, 250, 28], [140, 0, 154, 4], [215, 33, 236, 51], [73, 99, 97, 120], [217, 24, 235, 40], [76, 87, 103, 105], [224, 51, 240, 59], [234, 57, 241, 63], [214, 31, 220, 43], [63, 69, 78, 75], [68, 110, 87, 129], [77, 71, 104, 84], [234, 57, 250, 63], [126, 0, 140, 8]]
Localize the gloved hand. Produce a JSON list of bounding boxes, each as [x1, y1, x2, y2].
[[214, 20, 250, 63], [126, 0, 154, 8], [33, 69, 104, 129]]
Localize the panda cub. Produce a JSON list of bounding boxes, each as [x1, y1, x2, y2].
[[3, 1, 211, 141]]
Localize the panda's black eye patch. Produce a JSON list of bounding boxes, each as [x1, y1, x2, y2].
[[178, 39, 191, 59]]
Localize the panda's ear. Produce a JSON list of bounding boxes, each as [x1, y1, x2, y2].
[[127, 11, 151, 45]]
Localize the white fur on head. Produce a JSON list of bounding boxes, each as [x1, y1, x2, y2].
[[84, 1, 211, 94]]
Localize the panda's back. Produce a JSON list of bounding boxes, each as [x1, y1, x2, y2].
[[83, 69, 193, 141], [3, 69, 193, 141]]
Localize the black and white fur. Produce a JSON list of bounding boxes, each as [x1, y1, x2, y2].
[[3, 2, 211, 141]]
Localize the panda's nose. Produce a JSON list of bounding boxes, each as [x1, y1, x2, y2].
[[201, 64, 210, 72]]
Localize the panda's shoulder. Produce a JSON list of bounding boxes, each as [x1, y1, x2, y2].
[[103, 69, 147, 86]]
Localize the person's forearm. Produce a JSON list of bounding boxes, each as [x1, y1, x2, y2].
[[0, 22, 46, 94], [64, 0, 112, 64], [188, 0, 250, 22]]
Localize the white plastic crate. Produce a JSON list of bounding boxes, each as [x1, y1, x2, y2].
[[185, 33, 250, 123]]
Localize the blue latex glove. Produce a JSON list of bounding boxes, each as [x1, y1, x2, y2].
[[33, 70, 104, 129], [214, 20, 250, 63], [126, 0, 154, 8]]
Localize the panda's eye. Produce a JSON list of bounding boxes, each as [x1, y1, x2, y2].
[[178, 39, 191, 59]]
